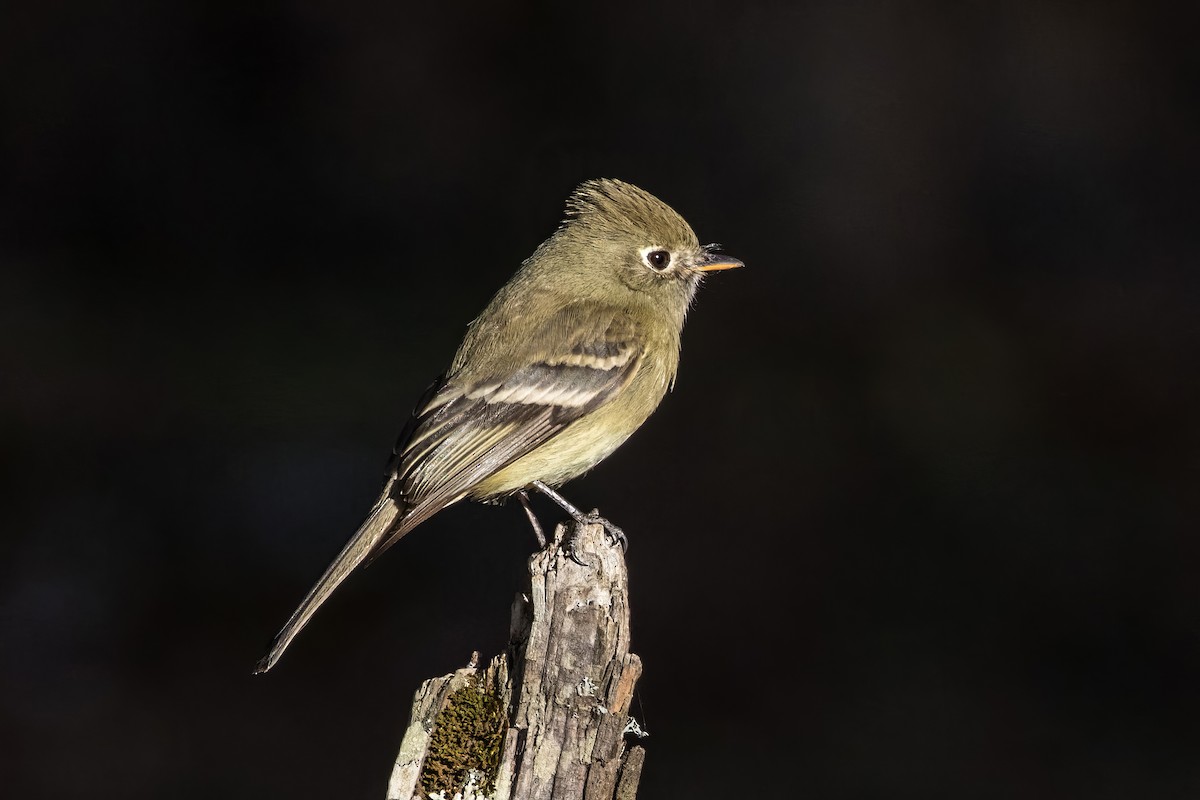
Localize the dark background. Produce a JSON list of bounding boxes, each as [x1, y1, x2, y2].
[[3, 1, 1197, 797]]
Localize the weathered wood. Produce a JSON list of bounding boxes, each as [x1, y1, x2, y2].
[[386, 521, 645, 800]]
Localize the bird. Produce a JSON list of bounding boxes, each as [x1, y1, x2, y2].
[[254, 178, 742, 673]]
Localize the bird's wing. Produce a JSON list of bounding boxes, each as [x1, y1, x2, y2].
[[368, 304, 645, 559]]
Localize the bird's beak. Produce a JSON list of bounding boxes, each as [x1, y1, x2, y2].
[[692, 252, 745, 272]]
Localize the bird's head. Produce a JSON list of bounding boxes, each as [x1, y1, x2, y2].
[[554, 178, 743, 316]]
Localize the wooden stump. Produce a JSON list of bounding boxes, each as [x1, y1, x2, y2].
[[386, 521, 646, 800]]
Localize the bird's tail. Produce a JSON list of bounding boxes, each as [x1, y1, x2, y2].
[[254, 493, 408, 674]]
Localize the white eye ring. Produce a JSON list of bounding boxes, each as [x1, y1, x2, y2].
[[642, 248, 672, 271]]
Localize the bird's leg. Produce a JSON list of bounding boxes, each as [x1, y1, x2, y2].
[[531, 480, 628, 552], [516, 489, 547, 548]]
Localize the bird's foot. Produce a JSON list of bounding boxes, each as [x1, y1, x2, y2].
[[560, 512, 625, 566], [530, 481, 628, 561], [581, 509, 627, 551]]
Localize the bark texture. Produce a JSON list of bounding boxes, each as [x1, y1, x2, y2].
[[386, 521, 645, 800]]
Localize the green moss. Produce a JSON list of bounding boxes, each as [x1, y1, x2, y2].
[[418, 679, 507, 797]]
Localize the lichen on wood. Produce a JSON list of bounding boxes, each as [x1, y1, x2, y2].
[[418, 678, 507, 797]]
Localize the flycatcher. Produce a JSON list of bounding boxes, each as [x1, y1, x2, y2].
[[255, 178, 742, 672]]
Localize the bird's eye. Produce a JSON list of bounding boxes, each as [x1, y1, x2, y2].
[[646, 250, 671, 271]]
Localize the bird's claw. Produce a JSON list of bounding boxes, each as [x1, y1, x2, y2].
[[561, 512, 628, 565], [564, 540, 591, 567], [583, 510, 628, 552], [529, 482, 628, 557]]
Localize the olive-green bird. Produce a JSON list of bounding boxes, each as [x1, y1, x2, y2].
[[255, 178, 742, 673]]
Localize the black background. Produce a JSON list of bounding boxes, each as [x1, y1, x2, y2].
[[3, 2, 1198, 797]]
